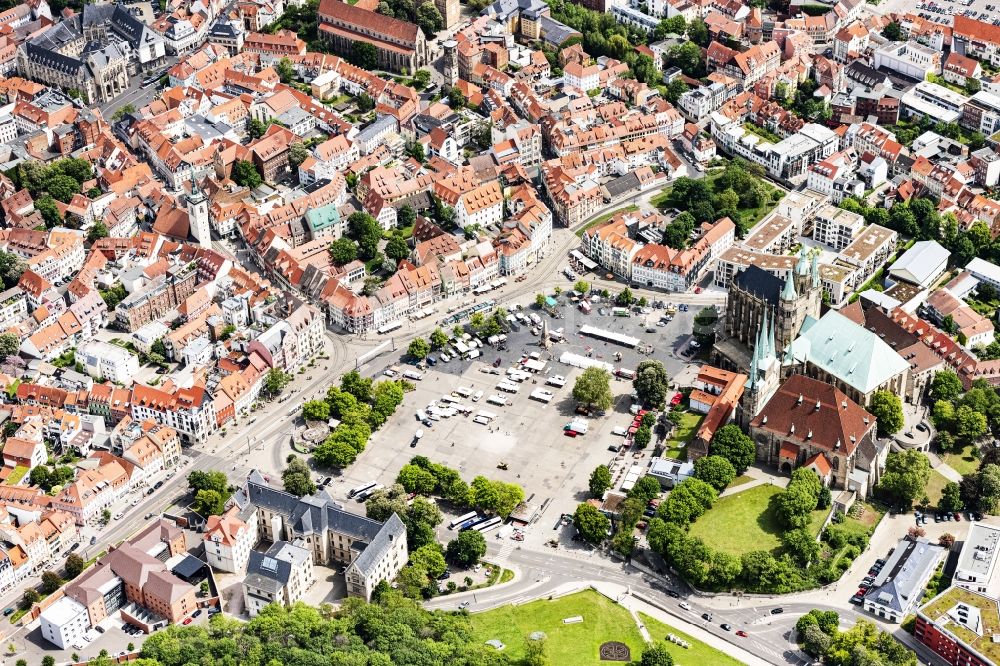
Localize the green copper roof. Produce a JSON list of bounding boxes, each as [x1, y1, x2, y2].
[[306, 203, 340, 232], [787, 310, 910, 394], [781, 269, 797, 301]]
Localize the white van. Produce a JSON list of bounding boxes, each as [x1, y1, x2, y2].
[[472, 390, 484, 402], [403, 370, 423, 381], [416, 409, 428, 422], [469, 349, 481, 359]]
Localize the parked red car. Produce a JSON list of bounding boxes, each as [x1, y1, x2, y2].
[[564, 430, 578, 438]]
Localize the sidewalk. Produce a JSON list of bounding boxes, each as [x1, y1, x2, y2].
[[589, 581, 773, 666]]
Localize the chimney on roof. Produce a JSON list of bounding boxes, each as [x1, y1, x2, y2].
[[797, 394, 803, 405], [790, 424, 795, 434], [835, 439, 841, 449], [815, 400, 821, 411], [762, 415, 768, 424], [807, 430, 812, 439]]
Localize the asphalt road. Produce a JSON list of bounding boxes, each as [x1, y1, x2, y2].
[[426, 542, 947, 666]]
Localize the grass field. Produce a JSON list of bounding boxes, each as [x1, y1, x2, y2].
[[729, 475, 754, 488], [689, 484, 827, 556], [925, 469, 953, 506], [638, 613, 746, 666], [945, 444, 981, 476], [575, 205, 639, 238], [662, 412, 704, 460], [469, 591, 646, 664]]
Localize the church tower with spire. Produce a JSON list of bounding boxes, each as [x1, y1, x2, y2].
[[774, 247, 822, 355], [737, 318, 781, 428], [188, 180, 211, 249]]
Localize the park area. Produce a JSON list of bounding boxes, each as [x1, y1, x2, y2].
[[944, 444, 981, 476], [650, 159, 784, 239], [688, 484, 828, 556], [638, 613, 744, 666], [661, 411, 703, 460], [468, 590, 737, 665]]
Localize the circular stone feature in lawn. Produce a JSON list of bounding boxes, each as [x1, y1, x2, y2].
[[599, 641, 631, 661]]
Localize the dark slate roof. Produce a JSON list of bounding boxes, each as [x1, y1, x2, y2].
[[242, 470, 385, 542], [25, 42, 85, 76], [733, 264, 782, 307], [110, 5, 145, 44], [351, 513, 405, 576], [603, 172, 641, 199]]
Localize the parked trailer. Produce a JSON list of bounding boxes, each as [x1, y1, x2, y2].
[[486, 394, 507, 406], [497, 382, 519, 393], [402, 370, 423, 381], [530, 389, 554, 403], [547, 375, 567, 387], [449, 511, 479, 529], [564, 420, 589, 434]]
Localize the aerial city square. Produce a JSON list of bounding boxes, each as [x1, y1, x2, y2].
[[0, 0, 997, 662]]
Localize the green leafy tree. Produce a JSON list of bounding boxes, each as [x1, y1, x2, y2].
[[956, 404, 988, 443], [111, 104, 136, 121], [879, 450, 931, 508], [573, 502, 610, 544], [348, 212, 382, 260], [615, 287, 635, 306], [65, 553, 85, 579], [633, 360, 669, 407], [573, 280, 590, 294], [446, 529, 486, 566], [397, 463, 437, 494], [282, 456, 316, 497], [302, 400, 330, 422], [782, 528, 820, 566], [407, 337, 430, 360], [385, 234, 410, 263], [0, 332, 19, 358], [447, 86, 466, 109], [430, 327, 448, 350], [193, 489, 226, 516], [349, 41, 378, 69], [289, 142, 309, 170], [627, 476, 662, 503], [398, 204, 416, 229], [275, 56, 296, 84], [35, 196, 62, 228], [341, 370, 373, 402], [589, 464, 612, 497], [939, 481, 964, 512], [640, 642, 675, 666], [572, 367, 613, 411], [962, 464, 1000, 513], [41, 571, 63, 594], [263, 368, 292, 396], [693, 455, 736, 492], [709, 424, 756, 474], [45, 174, 80, 203], [868, 391, 904, 436], [232, 160, 263, 189], [87, 221, 109, 242], [313, 438, 359, 468], [882, 20, 903, 40]]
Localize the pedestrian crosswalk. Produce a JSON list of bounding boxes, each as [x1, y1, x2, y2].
[[494, 539, 516, 562]]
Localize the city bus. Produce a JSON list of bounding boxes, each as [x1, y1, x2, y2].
[[472, 517, 503, 533], [377, 321, 403, 335], [449, 511, 478, 530], [348, 482, 377, 499]]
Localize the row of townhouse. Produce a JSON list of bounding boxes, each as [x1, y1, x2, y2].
[[580, 209, 736, 291]]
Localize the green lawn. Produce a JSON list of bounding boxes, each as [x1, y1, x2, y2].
[[575, 205, 639, 238], [729, 475, 754, 488], [468, 591, 646, 664], [925, 469, 952, 507], [5, 465, 28, 486], [689, 484, 827, 556], [662, 412, 703, 460], [650, 170, 782, 233], [945, 444, 980, 476], [638, 613, 745, 666]]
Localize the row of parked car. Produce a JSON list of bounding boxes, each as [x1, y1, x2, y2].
[[850, 557, 888, 605]]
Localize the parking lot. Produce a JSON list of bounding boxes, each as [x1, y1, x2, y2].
[[878, 0, 1000, 25], [339, 293, 705, 546]]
